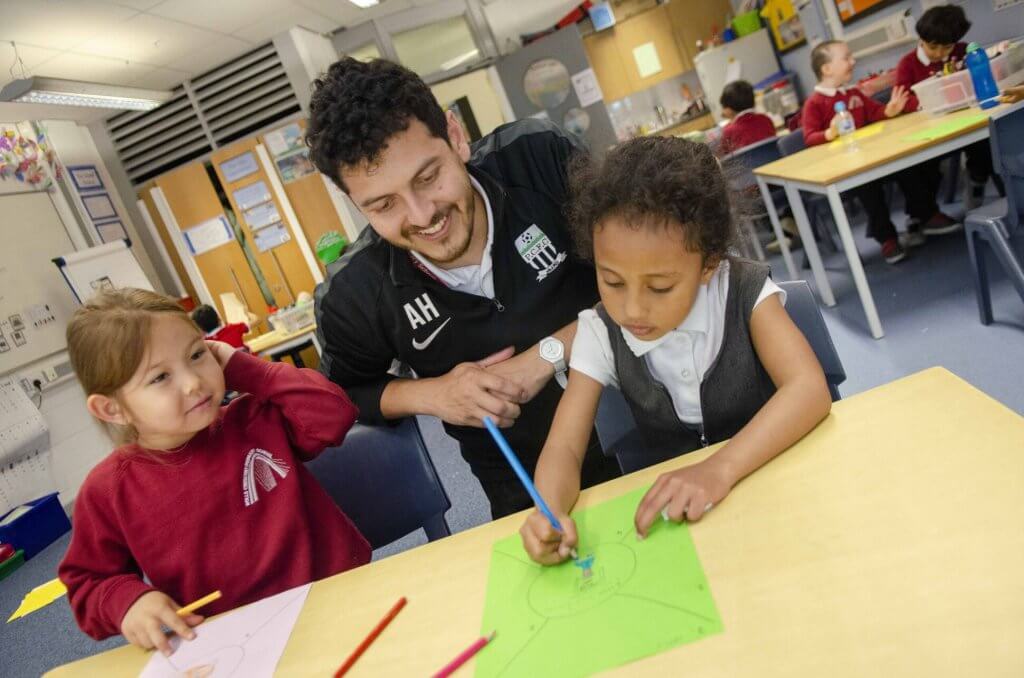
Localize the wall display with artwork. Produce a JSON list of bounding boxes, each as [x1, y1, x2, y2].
[[218, 152, 259, 183], [81, 193, 117, 221], [67, 165, 104, 192], [833, 0, 903, 25], [183, 216, 235, 256], [232, 181, 272, 211], [523, 58, 572, 109], [94, 219, 128, 244], [761, 0, 806, 52]]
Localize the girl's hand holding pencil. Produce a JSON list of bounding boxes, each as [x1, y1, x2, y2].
[[520, 509, 578, 565], [120, 590, 204, 656]]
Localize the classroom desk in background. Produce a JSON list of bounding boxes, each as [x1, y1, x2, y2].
[[754, 106, 1005, 339], [245, 324, 319, 367], [45, 368, 1024, 677]]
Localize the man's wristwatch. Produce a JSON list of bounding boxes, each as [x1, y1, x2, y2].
[[539, 336, 568, 388]]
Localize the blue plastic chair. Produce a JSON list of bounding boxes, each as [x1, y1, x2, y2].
[[964, 102, 1024, 324], [593, 278, 845, 474], [305, 417, 451, 550], [777, 130, 840, 255], [723, 136, 785, 261], [777, 280, 846, 401]]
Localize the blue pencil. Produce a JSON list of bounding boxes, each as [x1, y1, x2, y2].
[[482, 417, 578, 560]]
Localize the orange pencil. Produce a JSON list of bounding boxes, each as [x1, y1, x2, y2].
[[334, 596, 407, 677]]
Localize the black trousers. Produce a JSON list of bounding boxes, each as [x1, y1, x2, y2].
[[476, 437, 622, 519], [853, 169, 937, 243]]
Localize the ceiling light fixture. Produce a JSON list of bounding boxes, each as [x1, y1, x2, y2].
[[349, 0, 381, 8], [0, 77, 173, 111]]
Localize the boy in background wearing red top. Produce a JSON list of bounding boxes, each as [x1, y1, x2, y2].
[[191, 304, 249, 350], [719, 80, 777, 156], [895, 4, 999, 209], [803, 40, 960, 264], [59, 289, 369, 654]]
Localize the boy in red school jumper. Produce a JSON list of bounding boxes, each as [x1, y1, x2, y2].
[[803, 40, 960, 264], [895, 4, 999, 209], [718, 80, 777, 156], [192, 304, 249, 350]]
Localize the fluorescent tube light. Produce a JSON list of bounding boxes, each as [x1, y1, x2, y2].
[[349, 0, 380, 7], [0, 77, 173, 111]]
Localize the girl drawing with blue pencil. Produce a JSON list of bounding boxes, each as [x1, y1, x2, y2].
[[519, 137, 832, 564]]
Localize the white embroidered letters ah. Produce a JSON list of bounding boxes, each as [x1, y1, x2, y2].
[[242, 449, 290, 507], [403, 293, 440, 330]]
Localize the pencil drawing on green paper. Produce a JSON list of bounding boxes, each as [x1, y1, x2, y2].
[[477, 487, 723, 677]]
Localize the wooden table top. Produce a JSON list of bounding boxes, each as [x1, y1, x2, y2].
[[753, 105, 1002, 186], [46, 368, 1024, 677], [245, 323, 316, 354]]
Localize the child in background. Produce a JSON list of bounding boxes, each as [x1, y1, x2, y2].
[[718, 80, 799, 252], [191, 303, 249, 350], [803, 40, 960, 264], [718, 80, 777, 156], [895, 4, 999, 209], [519, 137, 831, 564], [59, 289, 369, 653]]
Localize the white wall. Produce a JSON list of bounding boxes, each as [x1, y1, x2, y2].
[[483, 0, 580, 54], [41, 119, 165, 295]]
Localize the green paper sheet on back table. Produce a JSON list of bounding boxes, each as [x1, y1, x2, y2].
[[477, 486, 723, 677]]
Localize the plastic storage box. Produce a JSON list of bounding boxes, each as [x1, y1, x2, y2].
[[991, 40, 1024, 89], [912, 41, 1024, 116], [911, 70, 976, 115], [269, 302, 315, 333], [0, 492, 71, 561]]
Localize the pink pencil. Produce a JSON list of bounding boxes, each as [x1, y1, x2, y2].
[[432, 631, 496, 678]]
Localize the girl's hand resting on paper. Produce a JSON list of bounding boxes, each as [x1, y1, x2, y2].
[[520, 509, 577, 565], [121, 590, 204, 656], [634, 457, 736, 538]]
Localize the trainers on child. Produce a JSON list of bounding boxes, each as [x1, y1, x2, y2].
[[921, 212, 962, 236], [882, 238, 907, 264], [901, 220, 926, 247]]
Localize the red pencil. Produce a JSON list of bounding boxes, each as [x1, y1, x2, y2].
[[334, 596, 407, 677], [432, 631, 496, 678]]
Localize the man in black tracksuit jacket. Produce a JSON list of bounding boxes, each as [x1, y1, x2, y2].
[[307, 58, 621, 518]]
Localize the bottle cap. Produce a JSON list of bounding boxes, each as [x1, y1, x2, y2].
[[833, 101, 847, 112], [966, 42, 981, 53]]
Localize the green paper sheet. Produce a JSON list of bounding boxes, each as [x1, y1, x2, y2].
[[477, 487, 722, 677], [903, 113, 988, 142]]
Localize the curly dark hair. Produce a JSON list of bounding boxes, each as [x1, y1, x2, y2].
[[915, 5, 970, 46], [306, 58, 449, 191], [568, 136, 735, 264], [720, 80, 755, 113]]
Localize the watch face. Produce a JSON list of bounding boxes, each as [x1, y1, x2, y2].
[[541, 339, 563, 361]]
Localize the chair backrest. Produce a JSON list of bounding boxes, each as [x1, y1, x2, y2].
[[777, 128, 806, 157], [305, 417, 451, 550], [988, 102, 1024, 232], [778, 280, 846, 401], [722, 136, 783, 191]]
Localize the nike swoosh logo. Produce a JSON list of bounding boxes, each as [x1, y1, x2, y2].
[[411, 317, 452, 350]]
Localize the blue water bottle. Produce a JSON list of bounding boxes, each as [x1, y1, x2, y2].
[[965, 42, 999, 110]]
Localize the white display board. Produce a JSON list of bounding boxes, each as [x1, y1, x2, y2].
[[0, 191, 78, 376], [54, 239, 153, 304]]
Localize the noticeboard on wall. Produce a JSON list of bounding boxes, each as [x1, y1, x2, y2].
[[833, 0, 903, 24]]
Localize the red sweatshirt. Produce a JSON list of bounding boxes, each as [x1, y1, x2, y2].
[[59, 351, 370, 640], [719, 110, 777, 156], [207, 322, 249, 349], [802, 85, 887, 146], [896, 43, 968, 112]]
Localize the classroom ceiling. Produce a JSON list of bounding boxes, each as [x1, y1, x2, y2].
[[0, 0, 446, 94]]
